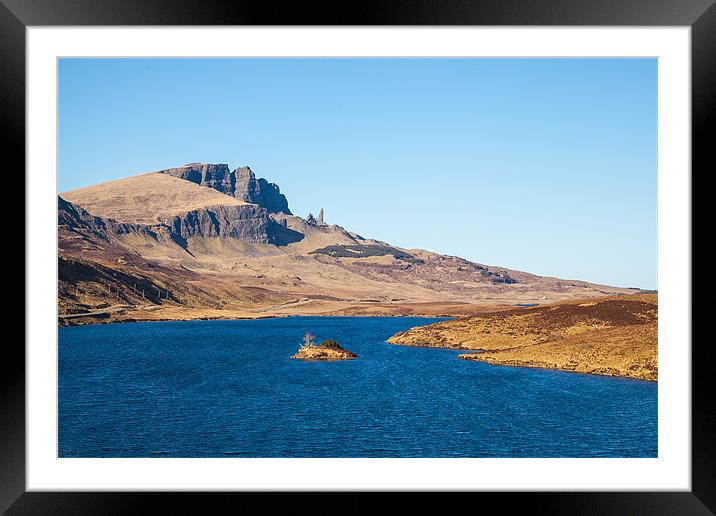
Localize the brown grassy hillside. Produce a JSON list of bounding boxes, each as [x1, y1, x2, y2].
[[387, 294, 657, 381], [58, 165, 647, 325], [62, 173, 246, 224]]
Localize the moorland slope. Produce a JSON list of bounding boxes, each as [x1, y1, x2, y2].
[[387, 294, 657, 380], [58, 162, 644, 325]]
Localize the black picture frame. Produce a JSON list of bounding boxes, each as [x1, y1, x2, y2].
[[4, 0, 711, 513]]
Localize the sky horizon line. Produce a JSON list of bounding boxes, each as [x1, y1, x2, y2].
[[59, 57, 657, 289], [58, 157, 653, 290]]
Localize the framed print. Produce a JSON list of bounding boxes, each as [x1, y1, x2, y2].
[[5, 0, 712, 513]]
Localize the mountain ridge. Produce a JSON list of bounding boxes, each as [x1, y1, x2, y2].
[[58, 163, 644, 325], [159, 162, 291, 214]]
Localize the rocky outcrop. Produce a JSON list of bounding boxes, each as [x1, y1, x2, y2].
[[160, 163, 291, 214], [58, 196, 157, 240], [291, 340, 358, 361], [169, 204, 271, 241], [160, 163, 234, 196], [305, 209, 327, 226], [169, 204, 302, 244], [59, 195, 303, 247], [233, 166, 291, 214], [58, 195, 108, 235]]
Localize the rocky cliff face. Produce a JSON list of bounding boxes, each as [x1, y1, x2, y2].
[[168, 204, 301, 244], [233, 166, 291, 214], [59, 195, 302, 247], [58, 196, 156, 240], [58, 195, 107, 233], [160, 163, 291, 214], [169, 204, 270, 240]]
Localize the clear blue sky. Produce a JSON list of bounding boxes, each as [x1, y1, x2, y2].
[[58, 58, 657, 289]]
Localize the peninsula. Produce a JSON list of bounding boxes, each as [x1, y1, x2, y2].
[[387, 294, 657, 381]]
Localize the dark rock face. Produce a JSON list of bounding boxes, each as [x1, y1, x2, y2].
[[168, 204, 302, 244], [58, 195, 107, 234], [270, 219, 305, 245], [168, 204, 294, 244], [160, 163, 233, 195], [160, 163, 291, 215], [58, 196, 156, 240], [169, 204, 269, 240], [233, 166, 291, 215], [59, 195, 303, 247]]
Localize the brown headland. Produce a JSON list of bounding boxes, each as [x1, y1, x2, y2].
[[387, 294, 657, 381]]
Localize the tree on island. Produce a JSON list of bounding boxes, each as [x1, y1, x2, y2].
[[301, 331, 316, 348]]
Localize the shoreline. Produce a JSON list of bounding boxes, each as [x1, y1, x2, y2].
[[461, 354, 658, 383], [59, 296, 658, 383], [58, 304, 458, 328], [58, 312, 281, 327], [465, 358, 658, 383], [59, 311, 657, 383], [58, 311, 452, 328], [385, 340, 656, 382], [385, 294, 658, 382]]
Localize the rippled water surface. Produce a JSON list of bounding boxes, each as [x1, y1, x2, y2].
[[59, 317, 657, 457]]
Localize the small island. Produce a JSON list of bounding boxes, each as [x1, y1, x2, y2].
[[291, 332, 358, 361]]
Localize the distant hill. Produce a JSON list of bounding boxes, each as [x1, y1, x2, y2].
[[58, 163, 644, 325]]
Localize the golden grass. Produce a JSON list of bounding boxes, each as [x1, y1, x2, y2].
[[388, 294, 658, 381], [460, 322, 657, 381], [291, 344, 358, 361], [62, 173, 246, 224]]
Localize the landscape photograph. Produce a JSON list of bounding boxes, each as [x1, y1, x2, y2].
[[58, 57, 657, 458]]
